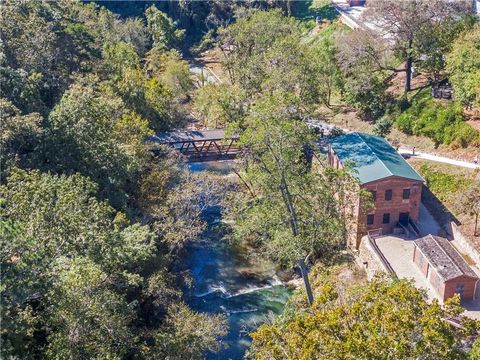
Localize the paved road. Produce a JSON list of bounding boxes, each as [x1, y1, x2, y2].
[[398, 147, 480, 170]]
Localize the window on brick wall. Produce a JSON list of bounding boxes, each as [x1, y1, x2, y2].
[[403, 188, 411, 199], [385, 189, 392, 201], [383, 213, 390, 224], [367, 214, 374, 225], [371, 191, 377, 202]]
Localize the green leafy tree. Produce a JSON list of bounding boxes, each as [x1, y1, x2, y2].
[[0, 169, 155, 273], [335, 30, 390, 120], [113, 111, 154, 169], [0, 219, 43, 359], [413, 15, 475, 82], [219, 10, 300, 95], [0, 1, 101, 113], [0, 99, 43, 177], [147, 303, 228, 360], [0, 169, 156, 358], [144, 77, 178, 130], [447, 24, 480, 107], [232, 94, 353, 303], [150, 50, 194, 101], [362, 0, 471, 92], [373, 116, 394, 137], [471, 338, 480, 359], [145, 5, 185, 51], [115, 17, 149, 56], [193, 83, 246, 128], [46, 78, 132, 207], [459, 181, 480, 236], [310, 30, 343, 107], [46, 257, 135, 360], [102, 42, 140, 81], [250, 276, 476, 359]]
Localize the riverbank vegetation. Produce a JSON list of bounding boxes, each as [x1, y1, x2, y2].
[[203, 4, 480, 357], [2, 0, 480, 358], [1, 2, 227, 358], [250, 272, 479, 359]]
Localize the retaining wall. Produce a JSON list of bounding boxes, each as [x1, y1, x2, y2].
[[451, 222, 480, 267]]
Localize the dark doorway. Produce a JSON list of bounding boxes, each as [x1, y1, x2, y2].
[[399, 212, 410, 226]]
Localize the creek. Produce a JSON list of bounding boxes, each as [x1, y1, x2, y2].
[[184, 161, 292, 359]]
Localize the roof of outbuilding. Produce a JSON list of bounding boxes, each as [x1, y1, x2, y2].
[[414, 235, 478, 281], [329, 132, 424, 184]]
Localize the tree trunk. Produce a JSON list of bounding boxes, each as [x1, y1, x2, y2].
[[475, 212, 479, 237], [266, 147, 315, 306], [405, 40, 413, 93], [299, 258, 314, 305], [279, 174, 314, 305]]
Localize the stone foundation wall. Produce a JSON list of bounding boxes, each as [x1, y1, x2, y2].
[[356, 235, 389, 280]]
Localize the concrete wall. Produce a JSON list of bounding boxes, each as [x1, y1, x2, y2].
[[357, 235, 390, 279], [451, 222, 480, 266]]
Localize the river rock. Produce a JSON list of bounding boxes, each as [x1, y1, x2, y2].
[[286, 277, 303, 289]]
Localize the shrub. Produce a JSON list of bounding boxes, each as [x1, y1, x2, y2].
[[395, 113, 414, 135], [419, 164, 473, 203], [396, 95, 410, 112], [395, 89, 480, 148], [373, 117, 393, 137]]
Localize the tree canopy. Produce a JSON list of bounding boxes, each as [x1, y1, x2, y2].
[[447, 24, 480, 107], [0, 2, 227, 358], [251, 276, 478, 360]]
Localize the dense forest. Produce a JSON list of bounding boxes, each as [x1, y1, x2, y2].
[[1, 0, 480, 359], [1, 1, 228, 358]]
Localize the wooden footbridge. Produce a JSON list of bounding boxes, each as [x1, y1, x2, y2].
[[151, 129, 240, 161]]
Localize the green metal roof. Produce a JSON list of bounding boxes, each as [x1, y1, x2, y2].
[[329, 132, 424, 185]]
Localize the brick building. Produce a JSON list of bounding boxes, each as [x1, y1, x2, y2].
[[413, 235, 479, 301], [328, 132, 424, 248]]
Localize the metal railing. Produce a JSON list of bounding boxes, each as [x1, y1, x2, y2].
[[408, 218, 421, 237]]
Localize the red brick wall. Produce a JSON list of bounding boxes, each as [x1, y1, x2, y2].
[[361, 177, 423, 236], [413, 246, 430, 276], [328, 148, 423, 247], [443, 277, 478, 301], [414, 245, 478, 301]]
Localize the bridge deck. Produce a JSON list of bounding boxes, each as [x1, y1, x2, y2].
[[152, 129, 237, 143], [151, 129, 240, 161]]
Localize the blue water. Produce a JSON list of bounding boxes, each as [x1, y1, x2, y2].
[[185, 161, 292, 359]]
